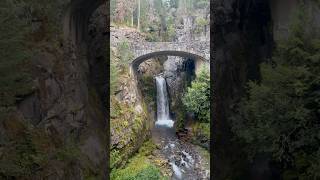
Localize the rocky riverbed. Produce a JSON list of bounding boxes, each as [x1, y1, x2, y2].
[[151, 125, 210, 180]]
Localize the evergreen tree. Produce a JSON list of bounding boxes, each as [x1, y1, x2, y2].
[[232, 2, 320, 178]]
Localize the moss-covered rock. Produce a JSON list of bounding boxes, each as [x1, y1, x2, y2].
[[190, 122, 210, 149], [110, 140, 169, 180], [0, 115, 99, 179], [110, 95, 151, 169]]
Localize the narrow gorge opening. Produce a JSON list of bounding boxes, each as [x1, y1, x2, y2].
[[133, 54, 209, 179], [110, 1, 210, 179]]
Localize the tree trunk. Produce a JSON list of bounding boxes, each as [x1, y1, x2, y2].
[[131, 12, 134, 27], [137, 0, 141, 30]]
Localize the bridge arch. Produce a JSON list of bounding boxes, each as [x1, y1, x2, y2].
[[131, 50, 208, 73]]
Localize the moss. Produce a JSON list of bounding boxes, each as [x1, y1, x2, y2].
[[110, 156, 159, 180], [0, 119, 68, 178], [139, 74, 156, 104], [170, 98, 187, 131], [117, 40, 134, 72], [137, 140, 157, 156], [110, 140, 167, 180], [110, 149, 122, 169], [110, 97, 122, 118], [195, 146, 210, 170], [0, 114, 95, 179], [55, 143, 81, 163], [192, 122, 210, 138], [110, 95, 151, 169], [190, 122, 210, 149]]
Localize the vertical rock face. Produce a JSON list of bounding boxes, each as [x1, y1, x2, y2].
[[110, 26, 154, 170], [163, 57, 194, 117], [213, 0, 273, 179], [213, 1, 320, 179], [270, 0, 320, 40], [7, 1, 108, 179], [270, 0, 299, 40]]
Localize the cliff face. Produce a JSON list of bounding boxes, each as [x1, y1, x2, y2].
[[1, 1, 108, 179], [110, 27, 153, 169], [213, 0, 320, 179], [270, 0, 320, 40], [212, 0, 273, 179]]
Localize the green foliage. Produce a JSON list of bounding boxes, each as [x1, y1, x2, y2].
[[175, 104, 187, 131], [195, 17, 208, 34], [0, 119, 81, 178], [165, 16, 176, 41], [0, 130, 42, 178], [0, 117, 84, 179], [55, 142, 81, 163], [145, 33, 160, 42], [137, 140, 157, 156], [169, 0, 179, 8], [118, 40, 134, 70], [140, 75, 156, 103], [110, 96, 122, 118], [111, 149, 122, 169], [133, 166, 161, 180], [0, 0, 66, 118], [111, 163, 161, 180], [0, 0, 33, 116], [110, 140, 164, 180], [182, 66, 210, 122], [192, 122, 210, 139], [111, 51, 119, 95], [232, 2, 320, 178], [232, 64, 311, 160], [194, 0, 209, 9], [190, 122, 210, 149], [111, 0, 209, 41]]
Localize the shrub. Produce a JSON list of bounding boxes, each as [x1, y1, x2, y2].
[[134, 166, 161, 180], [110, 57, 119, 95], [118, 40, 133, 71], [182, 66, 210, 122], [195, 17, 208, 34]]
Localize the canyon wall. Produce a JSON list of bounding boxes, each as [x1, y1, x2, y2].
[[213, 0, 320, 179], [213, 0, 273, 179], [1, 1, 108, 179]]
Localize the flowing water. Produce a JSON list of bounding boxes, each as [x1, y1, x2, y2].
[[153, 75, 209, 180], [155, 76, 174, 128]]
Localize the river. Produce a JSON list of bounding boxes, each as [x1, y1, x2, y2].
[[152, 75, 210, 180]]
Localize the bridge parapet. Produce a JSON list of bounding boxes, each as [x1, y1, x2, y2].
[[130, 41, 210, 62]]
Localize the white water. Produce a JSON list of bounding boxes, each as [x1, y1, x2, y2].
[[182, 151, 194, 164], [170, 162, 182, 179], [155, 76, 174, 128], [153, 76, 209, 179]]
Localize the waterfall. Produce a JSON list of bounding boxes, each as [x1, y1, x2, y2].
[[155, 76, 174, 128]]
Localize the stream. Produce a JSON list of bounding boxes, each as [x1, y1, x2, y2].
[[152, 75, 210, 180]]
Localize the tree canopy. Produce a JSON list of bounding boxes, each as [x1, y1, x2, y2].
[[231, 2, 320, 178], [182, 66, 210, 122]]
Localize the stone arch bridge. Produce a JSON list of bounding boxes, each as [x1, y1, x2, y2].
[[130, 41, 210, 72]]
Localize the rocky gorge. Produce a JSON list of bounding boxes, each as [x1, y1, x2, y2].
[[1, 0, 108, 179], [110, 17, 210, 179], [109, 0, 211, 179], [213, 0, 320, 179], [1, 0, 319, 179]]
